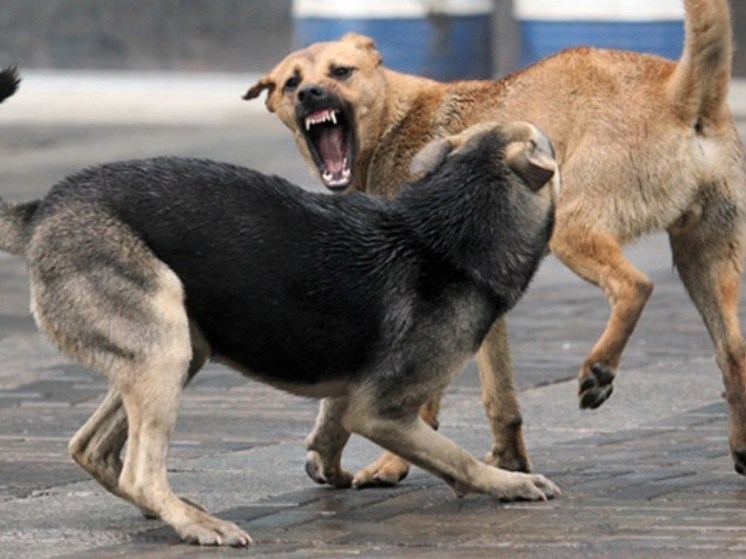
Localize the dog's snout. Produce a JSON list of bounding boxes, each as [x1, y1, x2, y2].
[[297, 85, 326, 103]]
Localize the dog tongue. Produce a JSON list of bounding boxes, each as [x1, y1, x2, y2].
[[317, 126, 346, 174]]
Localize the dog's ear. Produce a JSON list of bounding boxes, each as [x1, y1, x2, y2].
[[242, 76, 278, 112], [410, 137, 454, 178], [503, 122, 559, 193], [342, 33, 382, 66]]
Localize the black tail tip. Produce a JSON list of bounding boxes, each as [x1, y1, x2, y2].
[[0, 66, 20, 103]]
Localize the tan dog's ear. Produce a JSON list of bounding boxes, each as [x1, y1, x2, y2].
[[410, 137, 454, 178], [242, 76, 277, 112], [503, 122, 559, 193], [341, 32, 382, 66]]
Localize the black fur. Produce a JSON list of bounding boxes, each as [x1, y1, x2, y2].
[[0, 66, 19, 104], [33, 129, 553, 387]]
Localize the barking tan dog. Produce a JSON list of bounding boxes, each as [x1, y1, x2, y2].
[[245, 0, 746, 487]]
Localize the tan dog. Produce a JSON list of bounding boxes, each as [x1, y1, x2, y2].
[[245, 0, 746, 487]]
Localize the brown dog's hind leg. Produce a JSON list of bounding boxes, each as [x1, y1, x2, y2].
[[477, 318, 531, 472], [669, 215, 746, 475], [350, 398, 441, 488], [551, 227, 653, 410]]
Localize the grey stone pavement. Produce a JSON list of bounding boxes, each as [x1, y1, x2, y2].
[[2, 72, 746, 558]]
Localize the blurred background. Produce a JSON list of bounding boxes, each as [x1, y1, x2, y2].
[[3, 5, 746, 555], [2, 0, 746, 79]]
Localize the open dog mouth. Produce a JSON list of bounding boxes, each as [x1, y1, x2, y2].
[[298, 106, 356, 190]]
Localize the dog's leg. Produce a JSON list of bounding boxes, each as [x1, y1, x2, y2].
[[114, 304, 249, 545], [69, 387, 128, 496], [351, 397, 444, 488], [477, 318, 531, 472], [69, 325, 210, 517], [346, 408, 559, 501], [305, 397, 354, 488], [551, 227, 653, 409], [669, 217, 746, 475]]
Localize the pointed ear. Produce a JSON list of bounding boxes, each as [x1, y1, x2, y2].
[[242, 76, 277, 112], [503, 122, 558, 193], [410, 137, 454, 177], [342, 32, 382, 66]]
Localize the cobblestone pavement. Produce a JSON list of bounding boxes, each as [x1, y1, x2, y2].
[[1, 74, 746, 558]]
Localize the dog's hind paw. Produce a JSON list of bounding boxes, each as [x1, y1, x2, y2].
[[305, 451, 353, 488], [578, 362, 615, 409], [351, 452, 410, 488], [484, 449, 531, 473]]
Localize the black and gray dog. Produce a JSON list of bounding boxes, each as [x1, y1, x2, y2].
[[0, 67, 559, 546]]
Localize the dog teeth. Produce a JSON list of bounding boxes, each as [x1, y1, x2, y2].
[[305, 109, 339, 131]]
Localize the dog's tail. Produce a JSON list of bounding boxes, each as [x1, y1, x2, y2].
[[0, 67, 37, 256], [0, 201, 39, 256], [0, 66, 20, 104], [667, 0, 732, 127]]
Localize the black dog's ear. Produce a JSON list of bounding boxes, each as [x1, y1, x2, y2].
[[503, 122, 558, 192], [409, 137, 453, 178]]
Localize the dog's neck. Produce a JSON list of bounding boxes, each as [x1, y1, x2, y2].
[[356, 69, 508, 197], [353, 69, 442, 195]]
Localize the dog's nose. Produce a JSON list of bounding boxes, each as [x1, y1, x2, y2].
[[297, 85, 326, 103]]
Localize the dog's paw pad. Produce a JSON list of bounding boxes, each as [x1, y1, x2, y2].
[[578, 363, 616, 409]]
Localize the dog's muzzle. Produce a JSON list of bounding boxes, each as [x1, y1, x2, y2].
[[295, 85, 357, 191]]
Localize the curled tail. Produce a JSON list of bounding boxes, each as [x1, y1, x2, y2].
[[0, 66, 20, 104], [0, 200, 39, 256], [667, 0, 733, 126], [0, 67, 37, 255]]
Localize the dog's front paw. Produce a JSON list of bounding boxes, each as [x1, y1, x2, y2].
[[174, 510, 252, 547], [491, 471, 561, 502], [578, 362, 615, 409], [304, 451, 353, 488], [352, 452, 410, 488]]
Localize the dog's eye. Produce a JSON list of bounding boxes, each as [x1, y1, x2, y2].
[[330, 66, 354, 80], [284, 74, 300, 92]]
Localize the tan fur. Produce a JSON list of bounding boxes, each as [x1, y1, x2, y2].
[[247, 0, 746, 482]]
